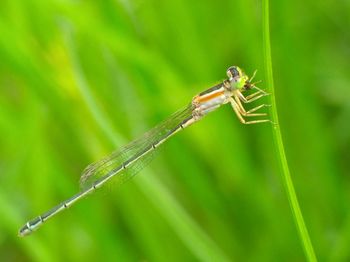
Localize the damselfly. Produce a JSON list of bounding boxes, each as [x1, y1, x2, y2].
[[19, 66, 271, 237]]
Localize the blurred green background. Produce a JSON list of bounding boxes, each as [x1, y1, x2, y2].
[[0, 0, 349, 261]]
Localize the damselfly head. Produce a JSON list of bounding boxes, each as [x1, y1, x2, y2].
[[226, 66, 249, 91], [226, 66, 241, 79]]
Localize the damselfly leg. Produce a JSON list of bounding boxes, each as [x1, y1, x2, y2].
[[233, 95, 267, 117], [230, 98, 271, 125], [230, 86, 271, 124], [246, 104, 271, 114]]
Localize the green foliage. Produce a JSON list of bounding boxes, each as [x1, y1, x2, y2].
[[0, 0, 349, 261]]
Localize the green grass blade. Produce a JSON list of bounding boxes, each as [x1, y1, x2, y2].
[[262, 1, 317, 261]]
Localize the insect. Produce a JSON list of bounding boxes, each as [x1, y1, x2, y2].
[[19, 66, 270, 237]]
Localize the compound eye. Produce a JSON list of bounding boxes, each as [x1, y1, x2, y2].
[[226, 66, 240, 79]]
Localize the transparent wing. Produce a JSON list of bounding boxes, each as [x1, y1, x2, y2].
[[79, 103, 194, 190]]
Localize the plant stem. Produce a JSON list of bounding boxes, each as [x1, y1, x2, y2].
[[262, 1, 317, 261]]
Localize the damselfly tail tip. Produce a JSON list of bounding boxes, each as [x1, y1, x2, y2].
[[18, 229, 26, 238], [18, 224, 32, 237]]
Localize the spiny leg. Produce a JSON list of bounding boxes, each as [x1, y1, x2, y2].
[[233, 95, 267, 117], [233, 95, 248, 115], [238, 90, 269, 104], [245, 90, 263, 100], [230, 98, 247, 124], [246, 104, 270, 114], [230, 98, 271, 124], [235, 97, 267, 117], [244, 89, 269, 101], [252, 85, 267, 94]]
